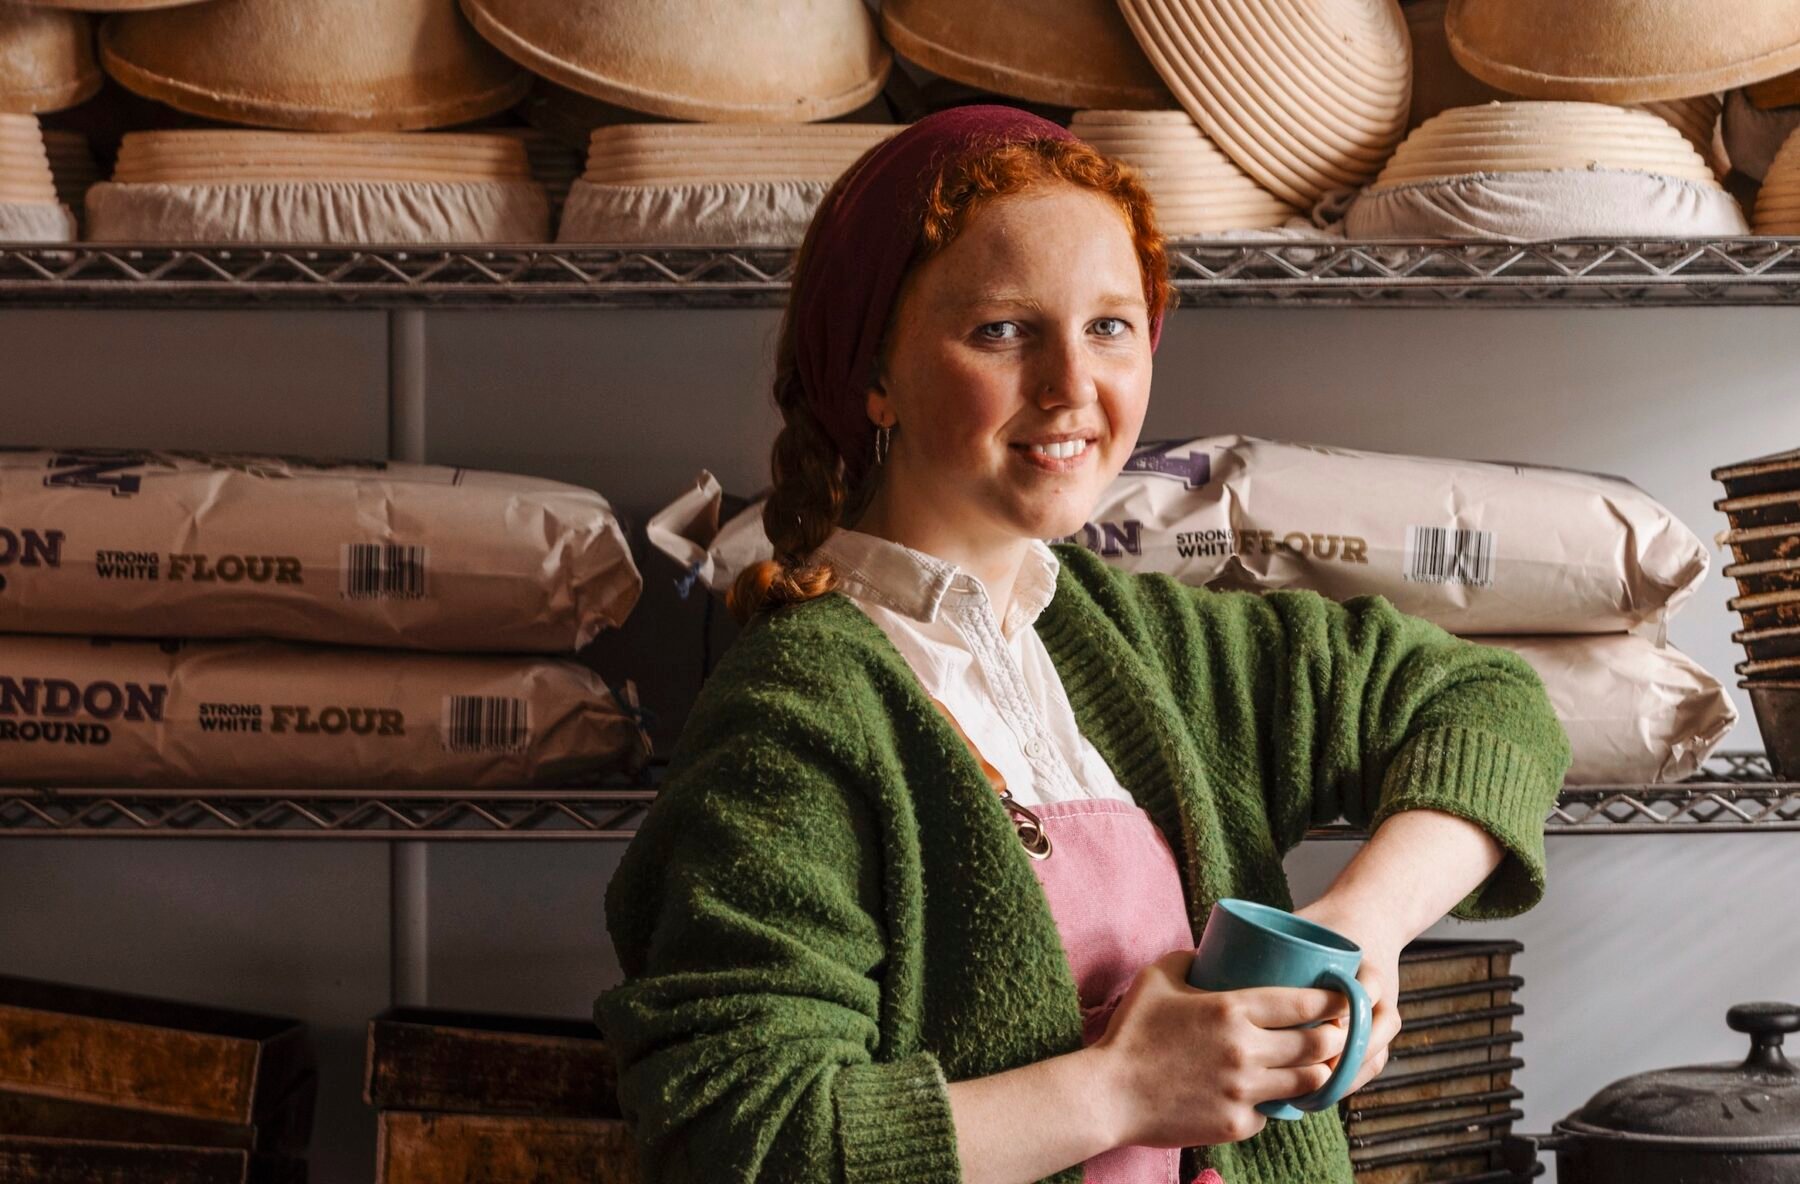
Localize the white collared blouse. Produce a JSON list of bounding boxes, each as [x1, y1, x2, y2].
[[811, 529, 1135, 808]]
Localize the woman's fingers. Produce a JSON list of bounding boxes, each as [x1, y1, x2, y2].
[[1255, 1062, 1335, 1104], [1236, 986, 1349, 1030], [1257, 1019, 1348, 1068]]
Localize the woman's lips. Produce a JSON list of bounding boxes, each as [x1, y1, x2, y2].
[[1010, 439, 1094, 472]]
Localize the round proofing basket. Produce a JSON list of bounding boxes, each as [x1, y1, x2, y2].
[[0, 5, 102, 114], [100, 0, 532, 132], [1755, 127, 1800, 232], [112, 130, 533, 184], [1115, 0, 1413, 206], [1639, 94, 1723, 164], [0, 113, 57, 203], [1072, 109, 1296, 231], [1447, 0, 1800, 103], [580, 123, 897, 185], [459, 0, 889, 123], [1372, 102, 1717, 187], [881, 0, 1170, 110]]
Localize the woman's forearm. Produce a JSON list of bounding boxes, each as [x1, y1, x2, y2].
[[947, 1045, 1121, 1184], [1308, 807, 1505, 943]]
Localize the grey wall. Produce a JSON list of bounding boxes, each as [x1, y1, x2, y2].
[[3, 304, 1796, 1180]]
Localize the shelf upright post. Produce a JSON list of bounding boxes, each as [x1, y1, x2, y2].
[[388, 308, 430, 1009]]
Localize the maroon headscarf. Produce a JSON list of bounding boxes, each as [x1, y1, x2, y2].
[[792, 104, 1164, 488]]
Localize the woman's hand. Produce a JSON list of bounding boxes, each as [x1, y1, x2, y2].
[[1293, 901, 1406, 1094], [1088, 951, 1350, 1151]]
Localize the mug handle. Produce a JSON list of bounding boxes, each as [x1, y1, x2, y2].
[[1254, 966, 1373, 1120]]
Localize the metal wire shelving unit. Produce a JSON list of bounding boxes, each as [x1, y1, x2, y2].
[[1, 753, 1788, 840], [9, 237, 1800, 307]]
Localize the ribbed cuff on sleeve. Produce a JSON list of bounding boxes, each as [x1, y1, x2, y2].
[[837, 1054, 963, 1184], [1371, 726, 1559, 920]]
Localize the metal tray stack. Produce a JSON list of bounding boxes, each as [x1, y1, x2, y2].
[[1345, 940, 1539, 1183], [1714, 448, 1800, 777], [0, 975, 314, 1182], [364, 1006, 637, 1182]]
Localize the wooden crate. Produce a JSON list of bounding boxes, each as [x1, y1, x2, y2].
[[1394, 942, 1520, 996], [375, 1112, 638, 1184], [0, 1135, 304, 1184], [1345, 940, 1527, 1182], [1346, 1087, 1522, 1138], [0, 976, 311, 1125], [0, 1070, 314, 1153], [364, 1007, 617, 1118]]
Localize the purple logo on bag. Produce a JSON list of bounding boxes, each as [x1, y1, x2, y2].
[[44, 452, 144, 497], [1125, 443, 1210, 489]]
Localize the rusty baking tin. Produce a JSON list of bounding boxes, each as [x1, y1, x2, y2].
[[1721, 524, 1800, 567], [1725, 556, 1800, 597], [1742, 678, 1800, 779], [1731, 588, 1800, 631], [1713, 448, 1800, 499], [0, 976, 312, 1126], [1735, 624, 1800, 662], [1716, 489, 1800, 531]]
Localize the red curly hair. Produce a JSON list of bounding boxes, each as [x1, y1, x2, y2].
[[727, 133, 1175, 624]]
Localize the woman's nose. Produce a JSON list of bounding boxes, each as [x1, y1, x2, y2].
[[1033, 334, 1097, 406]]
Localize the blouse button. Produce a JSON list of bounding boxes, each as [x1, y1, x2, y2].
[[1025, 737, 1046, 758]]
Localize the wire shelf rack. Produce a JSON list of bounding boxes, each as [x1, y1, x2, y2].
[[1, 753, 1789, 840], [8, 238, 1800, 308]]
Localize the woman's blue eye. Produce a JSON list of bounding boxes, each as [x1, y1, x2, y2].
[[1092, 318, 1128, 337], [978, 321, 1020, 341]]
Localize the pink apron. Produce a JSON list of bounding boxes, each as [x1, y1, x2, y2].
[[1025, 798, 1226, 1184], [926, 700, 1223, 1183]]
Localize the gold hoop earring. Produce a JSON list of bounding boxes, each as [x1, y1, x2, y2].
[[874, 424, 892, 466]]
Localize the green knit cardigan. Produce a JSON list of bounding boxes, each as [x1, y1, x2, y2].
[[599, 544, 1571, 1184]]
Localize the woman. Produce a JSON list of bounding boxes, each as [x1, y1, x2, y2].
[[599, 106, 1570, 1184]]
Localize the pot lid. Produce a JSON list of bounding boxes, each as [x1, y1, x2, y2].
[[1562, 1003, 1800, 1146]]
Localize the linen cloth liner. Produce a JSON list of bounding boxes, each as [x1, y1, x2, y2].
[[85, 180, 548, 243], [1722, 88, 1800, 182], [1344, 168, 1749, 240], [556, 178, 831, 245], [0, 200, 75, 242]]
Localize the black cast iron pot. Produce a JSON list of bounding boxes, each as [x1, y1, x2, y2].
[[1523, 1002, 1800, 1183]]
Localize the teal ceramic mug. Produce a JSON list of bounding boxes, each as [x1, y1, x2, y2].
[[1186, 898, 1372, 1121]]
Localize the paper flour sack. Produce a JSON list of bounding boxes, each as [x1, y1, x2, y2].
[[0, 634, 648, 788], [0, 449, 640, 651], [1065, 436, 1707, 635], [1472, 634, 1736, 785]]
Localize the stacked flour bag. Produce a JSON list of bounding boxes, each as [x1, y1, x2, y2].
[[651, 438, 1733, 786], [0, 450, 647, 788]]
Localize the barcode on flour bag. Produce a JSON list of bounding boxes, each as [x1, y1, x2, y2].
[[1404, 527, 1496, 587], [340, 544, 429, 600], [442, 695, 531, 753]]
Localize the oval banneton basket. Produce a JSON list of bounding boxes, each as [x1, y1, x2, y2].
[[459, 0, 889, 123], [1113, 0, 1413, 207], [1071, 109, 1297, 233], [1448, 0, 1800, 103], [99, 0, 530, 132], [881, 0, 1172, 111], [0, 4, 102, 113]]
